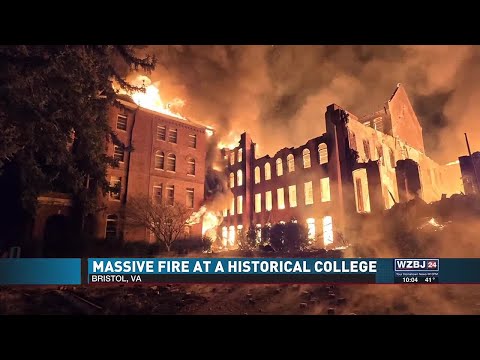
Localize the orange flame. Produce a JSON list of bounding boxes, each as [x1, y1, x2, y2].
[[212, 164, 224, 172], [186, 205, 223, 238], [217, 130, 241, 150], [202, 211, 223, 238], [445, 160, 460, 166], [120, 75, 186, 120]]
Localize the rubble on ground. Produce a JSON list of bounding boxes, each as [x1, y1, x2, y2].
[[1, 282, 480, 315]]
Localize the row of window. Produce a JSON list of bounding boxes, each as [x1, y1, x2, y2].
[[362, 117, 384, 133], [106, 213, 194, 241], [105, 184, 195, 239], [226, 143, 327, 171], [252, 144, 328, 185], [106, 212, 333, 245], [220, 216, 334, 246], [228, 149, 243, 165], [349, 130, 403, 168], [224, 178, 331, 216], [153, 184, 195, 208], [227, 145, 329, 189], [114, 148, 196, 174], [354, 134, 399, 168], [154, 151, 196, 175], [157, 124, 197, 148], [112, 145, 196, 177], [116, 114, 197, 148], [109, 176, 195, 208]]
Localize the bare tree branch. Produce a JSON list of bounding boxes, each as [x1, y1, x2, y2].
[[125, 196, 193, 252]]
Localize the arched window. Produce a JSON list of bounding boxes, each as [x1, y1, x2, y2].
[[265, 163, 271, 181], [187, 157, 195, 175], [230, 152, 235, 165], [276, 158, 283, 176], [254, 166, 261, 184], [323, 216, 333, 246], [237, 169, 243, 186], [222, 227, 228, 247], [303, 149, 311, 168], [166, 153, 176, 171], [348, 130, 357, 151], [306, 218, 315, 241], [287, 154, 295, 172], [363, 140, 371, 160], [389, 149, 395, 168], [228, 226, 235, 246], [155, 151, 164, 170], [377, 146, 384, 166], [373, 117, 384, 132], [238, 148, 243, 162], [106, 214, 118, 240], [318, 143, 328, 164], [229, 172, 235, 188]]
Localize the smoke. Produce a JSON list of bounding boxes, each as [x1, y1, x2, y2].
[[337, 195, 480, 314], [131, 45, 480, 164], [124, 47, 480, 312]]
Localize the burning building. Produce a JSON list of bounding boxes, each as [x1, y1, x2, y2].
[[30, 81, 465, 254], [219, 84, 464, 249], [96, 94, 211, 242], [32, 82, 211, 250]]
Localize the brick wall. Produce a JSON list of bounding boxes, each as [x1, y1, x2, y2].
[[98, 101, 208, 242]]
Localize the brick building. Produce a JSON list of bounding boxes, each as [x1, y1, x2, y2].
[[220, 84, 463, 249], [31, 96, 210, 253], [96, 96, 210, 242]]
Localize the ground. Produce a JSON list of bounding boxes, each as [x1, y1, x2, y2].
[[2, 283, 480, 315], [3, 196, 480, 315]]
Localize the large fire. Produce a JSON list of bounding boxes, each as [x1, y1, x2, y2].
[[119, 75, 186, 120], [186, 205, 223, 240], [202, 211, 223, 239], [218, 130, 241, 150]]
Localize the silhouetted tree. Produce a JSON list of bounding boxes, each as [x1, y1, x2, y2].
[[0, 45, 156, 243], [238, 225, 258, 251], [284, 221, 309, 252], [269, 222, 287, 252], [261, 224, 271, 246], [125, 197, 192, 252]]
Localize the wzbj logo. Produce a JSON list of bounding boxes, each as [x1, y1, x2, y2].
[[395, 259, 439, 271]]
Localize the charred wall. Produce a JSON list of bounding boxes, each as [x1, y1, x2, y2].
[[346, 111, 460, 205], [221, 125, 339, 248], [459, 151, 480, 195], [219, 89, 464, 249]]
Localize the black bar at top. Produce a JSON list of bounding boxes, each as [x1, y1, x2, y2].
[[89, 273, 375, 284]]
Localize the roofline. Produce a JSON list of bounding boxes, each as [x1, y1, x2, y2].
[[255, 133, 327, 161], [116, 98, 208, 130], [388, 83, 402, 102]]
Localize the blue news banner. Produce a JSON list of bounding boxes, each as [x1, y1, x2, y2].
[[1, 258, 480, 285]]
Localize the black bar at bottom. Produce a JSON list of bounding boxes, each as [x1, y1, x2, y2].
[[89, 273, 376, 284]]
